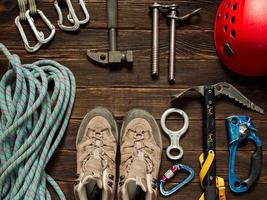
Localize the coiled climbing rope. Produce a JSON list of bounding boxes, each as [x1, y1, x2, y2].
[[0, 43, 76, 200]]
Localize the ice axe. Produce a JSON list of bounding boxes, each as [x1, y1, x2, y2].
[[170, 82, 264, 200]]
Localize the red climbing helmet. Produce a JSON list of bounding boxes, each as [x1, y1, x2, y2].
[[214, 0, 267, 76]]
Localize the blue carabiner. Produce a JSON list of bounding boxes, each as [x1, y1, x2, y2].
[[159, 164, 194, 196], [226, 115, 262, 193]]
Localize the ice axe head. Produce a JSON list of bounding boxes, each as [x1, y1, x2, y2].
[[171, 82, 264, 114]]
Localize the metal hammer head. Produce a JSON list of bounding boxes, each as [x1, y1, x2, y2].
[[87, 50, 133, 64], [171, 82, 264, 114]]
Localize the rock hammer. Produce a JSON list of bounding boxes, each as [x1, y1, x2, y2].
[[170, 82, 264, 200], [87, 0, 133, 65]]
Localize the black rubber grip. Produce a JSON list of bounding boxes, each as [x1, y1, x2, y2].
[[243, 146, 262, 189], [107, 0, 118, 28]]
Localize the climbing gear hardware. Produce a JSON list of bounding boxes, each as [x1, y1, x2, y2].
[[54, 0, 90, 31], [0, 43, 76, 199], [15, 0, 90, 52], [171, 82, 264, 200], [159, 164, 194, 197], [226, 115, 262, 193], [15, 0, 55, 53], [87, 0, 133, 65], [160, 108, 189, 160], [149, 3, 201, 83]]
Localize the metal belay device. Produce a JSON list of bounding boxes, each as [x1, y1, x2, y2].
[[226, 115, 262, 193], [15, 0, 56, 53], [54, 0, 90, 31], [0, 43, 76, 199], [159, 164, 194, 197]]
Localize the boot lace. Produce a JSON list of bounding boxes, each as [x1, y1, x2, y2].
[[81, 127, 115, 172], [123, 129, 154, 174]]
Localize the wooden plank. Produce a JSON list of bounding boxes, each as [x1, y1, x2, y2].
[[51, 181, 267, 200], [0, 28, 216, 60], [61, 119, 267, 151], [47, 150, 267, 183], [1, 56, 266, 89], [0, 0, 218, 30], [69, 88, 267, 120]]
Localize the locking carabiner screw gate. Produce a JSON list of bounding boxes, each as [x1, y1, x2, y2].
[[159, 164, 194, 196]]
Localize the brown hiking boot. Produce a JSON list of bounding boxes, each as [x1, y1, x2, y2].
[[74, 107, 118, 200], [117, 109, 163, 200]]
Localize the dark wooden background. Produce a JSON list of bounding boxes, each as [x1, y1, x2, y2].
[[0, 0, 267, 199]]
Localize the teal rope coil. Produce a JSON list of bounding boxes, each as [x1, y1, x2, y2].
[[0, 43, 76, 200]]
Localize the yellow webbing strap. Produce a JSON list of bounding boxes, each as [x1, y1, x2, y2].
[[198, 150, 226, 200]]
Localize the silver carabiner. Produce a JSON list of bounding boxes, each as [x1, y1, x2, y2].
[[15, 16, 43, 53], [25, 9, 56, 44], [160, 108, 189, 160], [67, 0, 90, 25], [54, 0, 80, 31]]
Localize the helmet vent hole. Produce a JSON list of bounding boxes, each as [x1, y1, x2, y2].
[[225, 12, 229, 19], [231, 30, 236, 38], [227, 2, 231, 8], [224, 25, 228, 32], [231, 16, 236, 23], [233, 3, 238, 10]]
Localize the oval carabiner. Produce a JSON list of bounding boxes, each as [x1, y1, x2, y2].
[[67, 0, 90, 25], [15, 16, 43, 53], [159, 164, 194, 196], [25, 9, 56, 44], [54, 0, 80, 31]]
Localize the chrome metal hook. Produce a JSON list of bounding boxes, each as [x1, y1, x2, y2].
[[25, 9, 56, 44], [15, 16, 43, 53], [67, 0, 90, 25], [54, 0, 80, 31]]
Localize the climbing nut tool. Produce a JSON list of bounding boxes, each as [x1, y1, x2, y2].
[[226, 115, 262, 193], [159, 164, 194, 196], [161, 108, 189, 160], [171, 82, 264, 200], [149, 3, 201, 83], [87, 0, 133, 65]]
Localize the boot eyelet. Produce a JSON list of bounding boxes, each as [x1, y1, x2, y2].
[[108, 181, 113, 187], [108, 174, 114, 180]]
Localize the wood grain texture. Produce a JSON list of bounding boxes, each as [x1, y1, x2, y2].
[[0, 0, 267, 199]]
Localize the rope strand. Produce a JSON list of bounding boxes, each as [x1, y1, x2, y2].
[[0, 43, 76, 200]]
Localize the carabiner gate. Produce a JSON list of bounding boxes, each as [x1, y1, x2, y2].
[[159, 164, 194, 196], [25, 9, 56, 44], [67, 0, 90, 25], [15, 16, 43, 53], [54, 0, 89, 31]]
